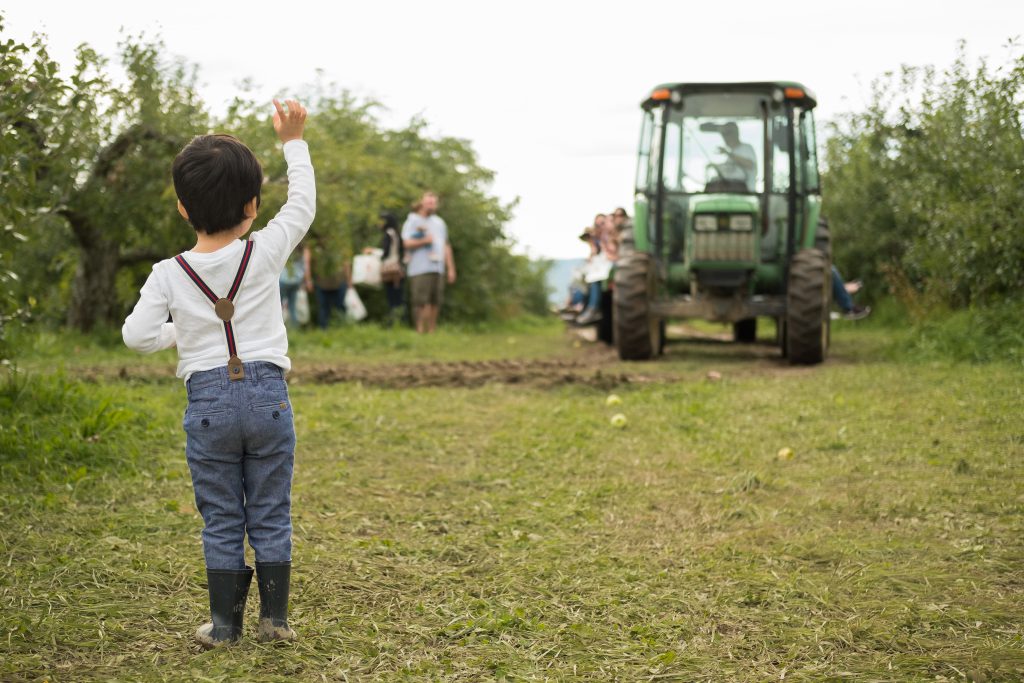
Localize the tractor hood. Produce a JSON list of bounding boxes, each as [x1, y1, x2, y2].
[[690, 194, 760, 215]]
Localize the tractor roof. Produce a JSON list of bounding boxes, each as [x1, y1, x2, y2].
[[643, 81, 817, 109]]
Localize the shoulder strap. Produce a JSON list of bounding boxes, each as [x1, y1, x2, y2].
[[227, 240, 255, 301], [174, 240, 255, 304], [174, 254, 218, 304], [173, 240, 256, 377]]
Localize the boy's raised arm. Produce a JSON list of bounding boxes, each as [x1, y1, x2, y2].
[[256, 99, 316, 273], [273, 98, 306, 143]]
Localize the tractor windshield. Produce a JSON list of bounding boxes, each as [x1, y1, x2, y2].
[[642, 93, 767, 195]]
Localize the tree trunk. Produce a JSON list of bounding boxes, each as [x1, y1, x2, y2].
[[68, 241, 121, 332], [61, 125, 172, 332], [64, 208, 122, 332]]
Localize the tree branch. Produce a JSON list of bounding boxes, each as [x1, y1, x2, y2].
[[61, 125, 182, 249], [90, 123, 163, 182], [57, 206, 94, 247], [119, 248, 171, 266]]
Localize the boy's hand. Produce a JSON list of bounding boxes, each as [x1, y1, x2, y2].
[[273, 99, 307, 143]]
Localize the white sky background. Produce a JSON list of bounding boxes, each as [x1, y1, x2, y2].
[[5, 0, 1022, 258]]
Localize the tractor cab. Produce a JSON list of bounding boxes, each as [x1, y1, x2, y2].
[[615, 82, 831, 364]]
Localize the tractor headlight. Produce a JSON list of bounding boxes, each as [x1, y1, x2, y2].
[[694, 215, 717, 232], [729, 214, 754, 231]]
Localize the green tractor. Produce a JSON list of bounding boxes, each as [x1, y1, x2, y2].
[[614, 82, 831, 364]]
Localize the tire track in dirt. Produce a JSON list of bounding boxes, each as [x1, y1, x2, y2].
[[83, 358, 670, 389], [77, 325, 842, 389], [299, 358, 660, 389]]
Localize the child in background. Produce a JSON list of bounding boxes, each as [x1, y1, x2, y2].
[[122, 99, 314, 648]]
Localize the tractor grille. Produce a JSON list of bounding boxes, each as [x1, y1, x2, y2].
[[693, 231, 757, 262]]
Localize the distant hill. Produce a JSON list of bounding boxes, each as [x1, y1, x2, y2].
[[540, 258, 586, 306]]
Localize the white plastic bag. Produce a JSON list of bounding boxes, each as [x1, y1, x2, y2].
[[345, 286, 367, 322], [584, 254, 613, 283], [352, 251, 382, 287], [295, 288, 310, 325]]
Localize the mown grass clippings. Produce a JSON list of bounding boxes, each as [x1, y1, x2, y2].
[[1, 325, 1023, 680]]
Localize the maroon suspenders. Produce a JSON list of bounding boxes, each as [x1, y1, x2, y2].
[[174, 240, 255, 381]]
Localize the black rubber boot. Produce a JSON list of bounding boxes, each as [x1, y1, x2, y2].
[[256, 562, 297, 642], [195, 567, 253, 649]]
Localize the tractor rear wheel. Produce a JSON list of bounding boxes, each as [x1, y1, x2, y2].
[[786, 248, 830, 364], [814, 217, 832, 260], [614, 252, 661, 360]]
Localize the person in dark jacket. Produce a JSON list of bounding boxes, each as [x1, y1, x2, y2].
[[378, 211, 405, 326]]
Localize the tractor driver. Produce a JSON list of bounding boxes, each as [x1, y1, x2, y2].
[[716, 122, 757, 192]]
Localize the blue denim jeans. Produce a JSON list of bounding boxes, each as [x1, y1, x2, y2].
[[585, 281, 602, 311], [279, 282, 300, 326], [184, 361, 295, 570], [314, 285, 347, 329], [384, 281, 404, 311], [831, 265, 853, 312]]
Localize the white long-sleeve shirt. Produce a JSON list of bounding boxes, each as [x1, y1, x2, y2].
[[122, 140, 315, 381]]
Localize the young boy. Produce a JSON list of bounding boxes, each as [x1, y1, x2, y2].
[[122, 99, 314, 648]]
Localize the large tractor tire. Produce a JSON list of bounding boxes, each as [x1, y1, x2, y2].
[[613, 252, 661, 360], [733, 318, 757, 343], [814, 217, 832, 260], [786, 248, 830, 364]]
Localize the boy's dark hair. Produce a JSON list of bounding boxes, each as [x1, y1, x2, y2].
[[172, 134, 263, 234]]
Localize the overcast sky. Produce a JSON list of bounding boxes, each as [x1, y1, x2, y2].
[[5, 1, 1022, 258]]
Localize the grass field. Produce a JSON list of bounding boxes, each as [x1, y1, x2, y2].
[[2, 319, 1023, 681]]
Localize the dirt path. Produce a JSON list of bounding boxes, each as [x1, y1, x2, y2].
[[73, 324, 836, 389], [83, 357, 669, 389], [296, 358, 658, 389]]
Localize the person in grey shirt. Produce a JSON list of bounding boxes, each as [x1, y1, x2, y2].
[[402, 191, 457, 333], [716, 122, 758, 191]]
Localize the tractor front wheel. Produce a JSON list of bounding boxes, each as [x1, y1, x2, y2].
[[786, 248, 830, 364], [613, 252, 661, 360]]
